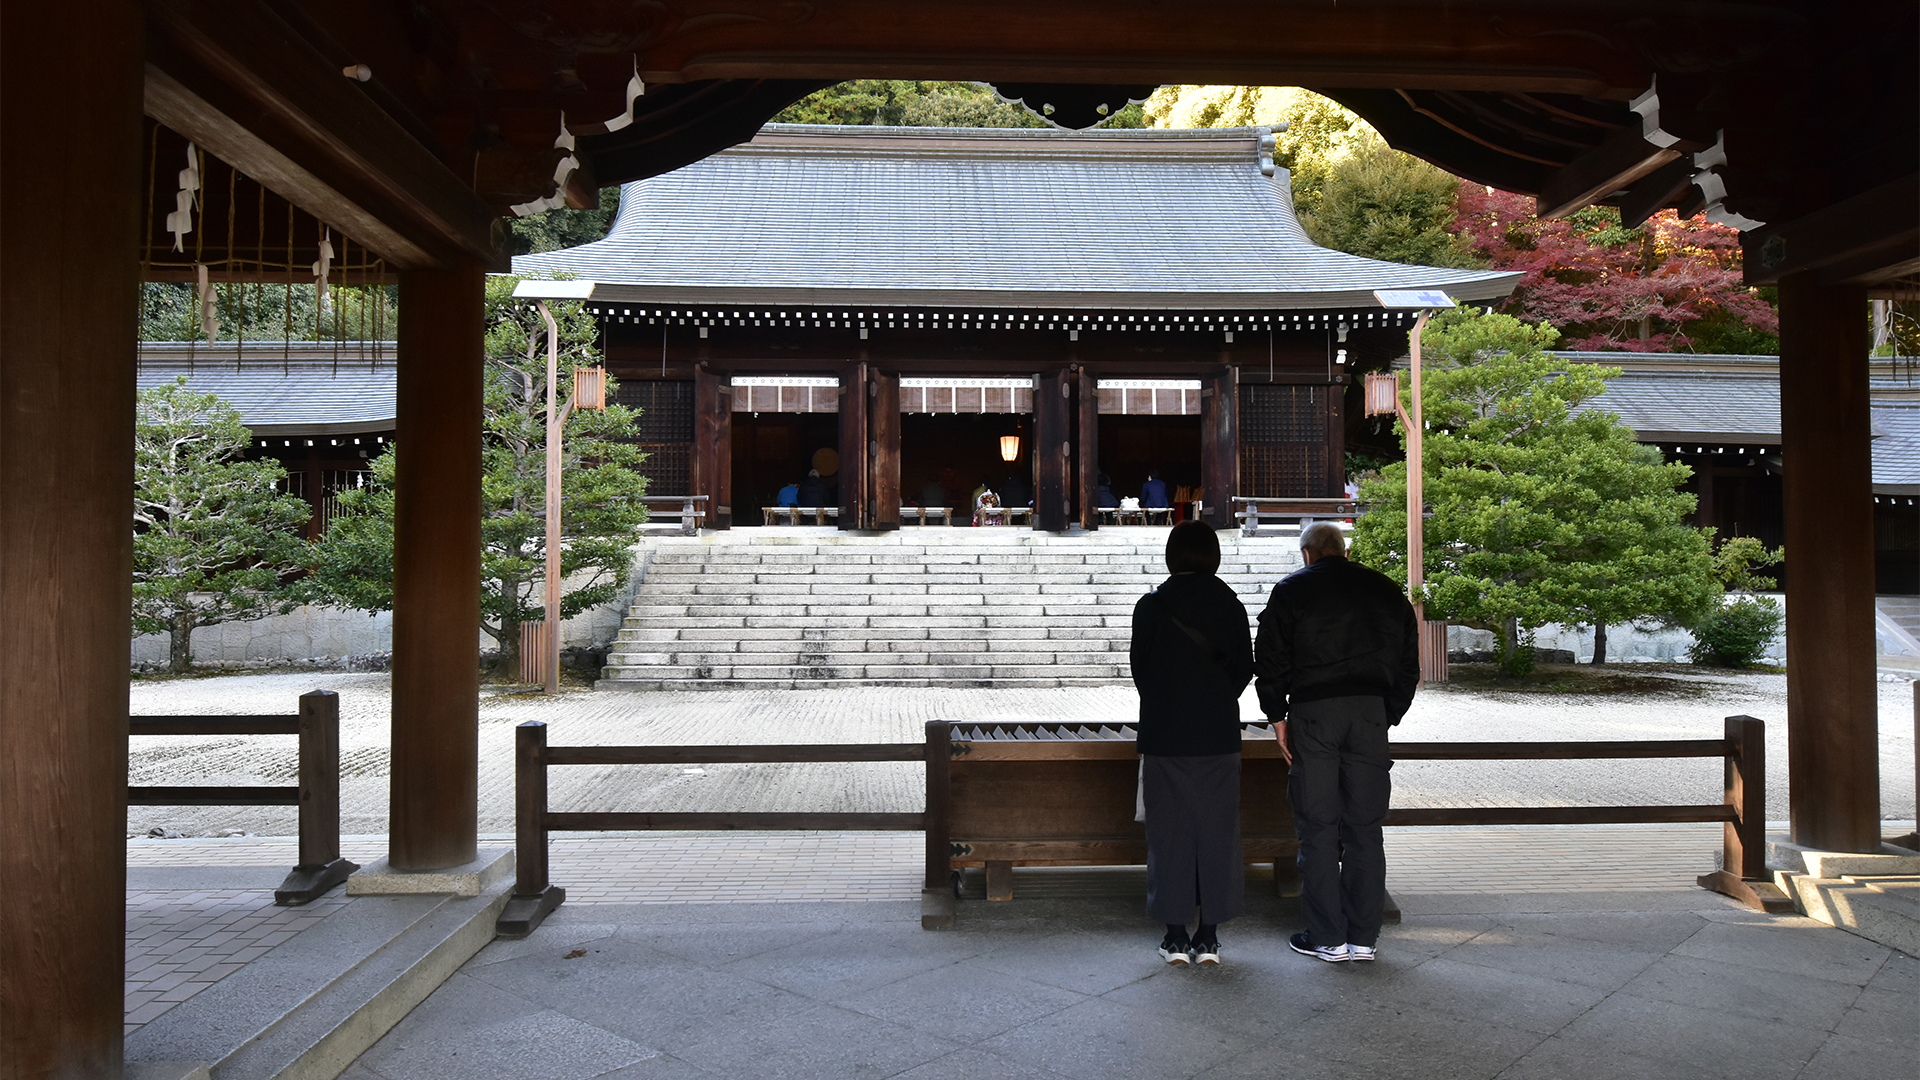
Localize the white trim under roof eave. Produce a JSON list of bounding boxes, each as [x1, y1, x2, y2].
[[245, 419, 397, 437], [577, 279, 1523, 312]]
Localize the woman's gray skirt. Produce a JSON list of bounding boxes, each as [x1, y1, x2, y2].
[[1142, 752, 1244, 924]]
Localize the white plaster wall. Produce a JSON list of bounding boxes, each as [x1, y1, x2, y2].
[[131, 566, 634, 667], [1444, 593, 1789, 665]]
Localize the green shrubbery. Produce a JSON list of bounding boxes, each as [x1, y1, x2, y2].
[[1686, 596, 1784, 668]]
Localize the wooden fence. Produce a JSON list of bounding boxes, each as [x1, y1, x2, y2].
[[129, 689, 355, 905], [500, 713, 1787, 936]]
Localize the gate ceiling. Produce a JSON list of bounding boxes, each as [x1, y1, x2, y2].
[[143, 1, 1916, 289]]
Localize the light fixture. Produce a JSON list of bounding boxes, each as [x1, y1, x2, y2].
[[1337, 322, 1350, 343], [1000, 435, 1021, 462]]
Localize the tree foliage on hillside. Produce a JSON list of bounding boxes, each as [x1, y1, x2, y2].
[[306, 276, 651, 678], [134, 378, 313, 672], [1351, 309, 1717, 674], [1453, 188, 1780, 353], [140, 281, 397, 343], [1144, 86, 1472, 265]]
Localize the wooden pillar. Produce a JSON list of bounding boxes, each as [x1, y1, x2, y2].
[[839, 361, 870, 529], [692, 365, 730, 529], [1200, 366, 1238, 529], [1075, 364, 1099, 530], [391, 262, 484, 870], [1778, 272, 1880, 853], [0, 2, 142, 1074], [871, 369, 901, 530], [1324, 380, 1346, 497], [1034, 369, 1070, 531]]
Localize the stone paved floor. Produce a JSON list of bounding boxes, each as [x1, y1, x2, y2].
[[333, 888, 1916, 1080], [121, 677, 1919, 1075]]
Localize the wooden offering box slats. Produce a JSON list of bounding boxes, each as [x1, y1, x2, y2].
[[945, 722, 1296, 894]]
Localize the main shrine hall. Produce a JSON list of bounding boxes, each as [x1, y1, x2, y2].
[[514, 124, 1518, 530]]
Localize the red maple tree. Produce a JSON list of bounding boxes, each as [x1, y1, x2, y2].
[[1453, 183, 1779, 352]]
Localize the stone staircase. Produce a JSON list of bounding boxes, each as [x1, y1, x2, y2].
[[598, 528, 1303, 689]]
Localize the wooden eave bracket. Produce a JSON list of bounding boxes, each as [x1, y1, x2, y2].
[[1742, 173, 1920, 288], [145, 0, 507, 272], [1535, 121, 1702, 220]]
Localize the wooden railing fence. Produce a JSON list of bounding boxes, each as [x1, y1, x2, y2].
[[500, 713, 1787, 936], [129, 689, 356, 905]]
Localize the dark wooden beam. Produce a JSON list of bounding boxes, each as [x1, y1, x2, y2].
[[146, 0, 507, 270], [390, 261, 486, 871], [1744, 174, 1920, 287], [1536, 122, 1691, 220], [1615, 157, 1697, 229], [2, 1, 143, 1073], [1779, 272, 1881, 854]]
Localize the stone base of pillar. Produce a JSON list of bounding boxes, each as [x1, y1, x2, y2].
[[348, 848, 515, 896], [1765, 832, 1920, 954]]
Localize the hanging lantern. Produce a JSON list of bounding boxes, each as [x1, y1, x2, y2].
[[574, 366, 607, 411], [1363, 372, 1400, 418], [999, 435, 1020, 462]]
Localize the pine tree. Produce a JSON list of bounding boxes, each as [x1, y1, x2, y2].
[[306, 275, 651, 678], [133, 378, 313, 673], [1351, 309, 1717, 675]]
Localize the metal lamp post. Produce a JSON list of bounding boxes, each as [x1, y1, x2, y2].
[[1366, 289, 1456, 682], [512, 278, 605, 693]]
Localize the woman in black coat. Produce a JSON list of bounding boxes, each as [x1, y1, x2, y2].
[[1130, 520, 1255, 965]]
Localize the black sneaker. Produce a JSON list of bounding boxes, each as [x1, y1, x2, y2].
[[1191, 936, 1221, 965], [1158, 929, 1192, 964], [1288, 932, 1349, 962]]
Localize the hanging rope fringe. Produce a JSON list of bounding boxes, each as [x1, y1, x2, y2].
[[166, 142, 201, 252], [312, 224, 334, 314], [195, 264, 221, 342]]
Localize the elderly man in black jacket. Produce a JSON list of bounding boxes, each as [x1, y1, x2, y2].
[[1255, 522, 1419, 963]]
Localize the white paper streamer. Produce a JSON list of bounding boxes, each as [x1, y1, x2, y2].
[[601, 59, 646, 133], [166, 143, 201, 252], [509, 115, 584, 217]]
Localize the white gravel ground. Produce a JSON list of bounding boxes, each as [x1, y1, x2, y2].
[[125, 668, 1918, 837]]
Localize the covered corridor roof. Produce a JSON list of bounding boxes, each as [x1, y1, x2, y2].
[[513, 125, 1520, 312]]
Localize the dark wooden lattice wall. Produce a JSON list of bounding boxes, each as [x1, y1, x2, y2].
[[1239, 384, 1336, 498], [615, 380, 694, 494]]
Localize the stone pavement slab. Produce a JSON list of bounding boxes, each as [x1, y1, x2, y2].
[[335, 888, 1913, 1080]]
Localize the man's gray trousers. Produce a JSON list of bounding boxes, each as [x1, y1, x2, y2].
[[1287, 694, 1392, 948]]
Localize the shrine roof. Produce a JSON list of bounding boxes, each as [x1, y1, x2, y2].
[[137, 345, 396, 436], [513, 125, 1519, 311]]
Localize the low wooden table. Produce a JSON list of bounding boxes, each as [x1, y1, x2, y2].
[[901, 506, 951, 525]]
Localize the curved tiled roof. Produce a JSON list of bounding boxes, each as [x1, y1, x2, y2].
[[513, 125, 1520, 311], [136, 344, 396, 436]]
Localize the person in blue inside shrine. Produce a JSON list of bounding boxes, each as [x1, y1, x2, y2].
[[1141, 470, 1170, 509]]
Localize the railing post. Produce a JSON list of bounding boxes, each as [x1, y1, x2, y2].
[[682, 495, 698, 535], [1726, 715, 1766, 880], [1698, 714, 1791, 911], [922, 720, 956, 929], [273, 690, 358, 905], [497, 720, 565, 937]]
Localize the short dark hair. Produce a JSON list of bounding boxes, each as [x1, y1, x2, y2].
[[1166, 520, 1221, 575]]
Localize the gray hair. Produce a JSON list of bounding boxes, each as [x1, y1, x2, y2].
[[1300, 522, 1346, 560]]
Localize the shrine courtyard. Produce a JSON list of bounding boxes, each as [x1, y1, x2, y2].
[[121, 674, 1916, 1080]]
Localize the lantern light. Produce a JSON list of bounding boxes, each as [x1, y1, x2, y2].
[[1363, 372, 1400, 417], [1000, 435, 1020, 462]]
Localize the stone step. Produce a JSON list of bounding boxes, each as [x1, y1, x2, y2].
[[600, 661, 1129, 681], [607, 639, 1125, 660], [596, 675, 1130, 691]]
